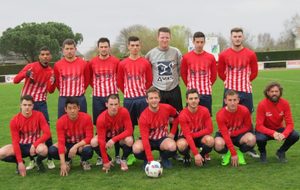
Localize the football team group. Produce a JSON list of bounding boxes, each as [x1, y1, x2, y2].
[[0, 27, 298, 177]]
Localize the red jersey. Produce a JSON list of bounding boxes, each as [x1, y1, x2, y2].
[[138, 103, 178, 161], [256, 98, 294, 138], [218, 48, 258, 93], [54, 57, 90, 96], [89, 55, 119, 97], [56, 112, 93, 154], [178, 106, 213, 156], [117, 57, 152, 98], [13, 62, 55, 101], [96, 107, 133, 164], [10, 110, 51, 163], [216, 105, 252, 156], [181, 51, 217, 95]]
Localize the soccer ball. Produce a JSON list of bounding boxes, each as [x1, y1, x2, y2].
[[145, 161, 163, 178]]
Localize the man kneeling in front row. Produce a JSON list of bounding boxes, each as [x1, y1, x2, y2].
[[0, 95, 51, 176], [91, 94, 134, 172], [48, 97, 94, 176]]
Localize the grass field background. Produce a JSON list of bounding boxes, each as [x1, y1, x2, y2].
[[0, 69, 299, 190]]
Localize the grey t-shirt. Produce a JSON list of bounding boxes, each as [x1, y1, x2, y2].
[[145, 46, 182, 91]]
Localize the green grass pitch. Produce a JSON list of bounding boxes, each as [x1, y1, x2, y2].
[[0, 69, 299, 190]]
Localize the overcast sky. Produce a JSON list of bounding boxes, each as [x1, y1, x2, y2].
[[1, 0, 299, 54]]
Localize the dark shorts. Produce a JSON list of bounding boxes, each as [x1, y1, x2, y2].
[[178, 136, 204, 148], [142, 137, 168, 151], [124, 96, 147, 126], [215, 131, 253, 147], [92, 96, 107, 125], [58, 95, 87, 119], [223, 89, 254, 113], [19, 143, 32, 158], [34, 101, 50, 124], [159, 85, 183, 112], [199, 94, 212, 116]]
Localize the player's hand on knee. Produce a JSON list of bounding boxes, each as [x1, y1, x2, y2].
[[106, 139, 115, 149], [231, 155, 239, 167], [194, 154, 204, 166], [18, 162, 26, 177], [68, 147, 77, 159], [60, 163, 69, 176]]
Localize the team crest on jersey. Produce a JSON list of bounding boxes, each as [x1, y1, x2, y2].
[[265, 112, 272, 117], [157, 61, 174, 76]]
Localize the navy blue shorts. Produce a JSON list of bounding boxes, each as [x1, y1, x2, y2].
[[58, 95, 87, 119], [215, 131, 253, 147], [223, 89, 254, 113], [19, 143, 32, 158], [159, 85, 183, 112], [144, 137, 168, 151], [92, 96, 107, 125], [199, 94, 212, 116], [124, 96, 147, 126], [178, 136, 204, 148]]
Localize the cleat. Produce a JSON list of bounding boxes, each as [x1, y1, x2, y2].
[[260, 152, 267, 163], [276, 150, 287, 163], [205, 153, 211, 161], [47, 160, 55, 169], [36, 159, 46, 172], [237, 150, 247, 165], [127, 154, 136, 166], [183, 155, 191, 167], [96, 157, 103, 166], [221, 151, 231, 166], [246, 149, 260, 158], [161, 159, 173, 169], [115, 156, 121, 165], [26, 160, 36, 170], [120, 160, 128, 171], [81, 161, 92, 171]]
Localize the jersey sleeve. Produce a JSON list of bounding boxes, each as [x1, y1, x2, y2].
[[9, 118, 23, 163], [217, 53, 226, 81], [83, 115, 94, 144], [249, 52, 258, 81], [13, 64, 31, 83], [53, 62, 60, 91], [97, 116, 110, 164], [83, 61, 90, 90], [145, 60, 153, 90], [117, 63, 125, 93], [56, 119, 66, 154], [138, 114, 154, 162], [210, 56, 217, 85], [180, 55, 188, 86]]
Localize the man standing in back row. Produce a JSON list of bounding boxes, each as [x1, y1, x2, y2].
[[218, 27, 259, 158], [146, 27, 183, 150]]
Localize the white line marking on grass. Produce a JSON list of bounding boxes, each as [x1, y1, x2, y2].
[[259, 77, 300, 83]]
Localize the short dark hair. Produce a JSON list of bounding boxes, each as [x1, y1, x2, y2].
[[146, 86, 160, 98], [127, 36, 140, 44], [158, 27, 171, 35], [264, 81, 283, 98], [62, 39, 76, 48], [231, 27, 243, 34], [106, 94, 120, 102], [39, 46, 50, 52], [224, 89, 238, 99], [20, 95, 34, 103], [97, 37, 110, 47], [186, 88, 199, 99], [65, 97, 79, 107], [193, 32, 205, 41]]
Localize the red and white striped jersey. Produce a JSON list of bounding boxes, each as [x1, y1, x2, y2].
[[117, 57, 152, 98], [13, 62, 55, 101], [54, 57, 90, 96], [89, 55, 119, 97], [139, 103, 178, 161], [218, 48, 258, 93], [181, 51, 217, 95], [56, 112, 94, 154], [10, 111, 51, 163]]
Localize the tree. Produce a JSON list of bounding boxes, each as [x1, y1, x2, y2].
[[169, 25, 192, 54], [0, 22, 83, 63], [256, 33, 275, 51]]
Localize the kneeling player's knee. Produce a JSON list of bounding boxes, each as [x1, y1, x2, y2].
[[214, 139, 225, 151], [176, 139, 188, 151], [132, 142, 143, 154], [90, 137, 99, 147], [124, 136, 134, 147], [48, 146, 58, 157], [82, 146, 93, 159], [36, 144, 48, 156], [167, 142, 177, 152], [289, 131, 300, 142], [203, 136, 215, 147], [246, 135, 256, 146]]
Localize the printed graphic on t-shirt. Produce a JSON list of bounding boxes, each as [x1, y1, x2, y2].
[[157, 61, 174, 76]]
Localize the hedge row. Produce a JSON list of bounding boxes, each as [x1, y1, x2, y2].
[[256, 50, 300, 61], [0, 62, 55, 75]]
